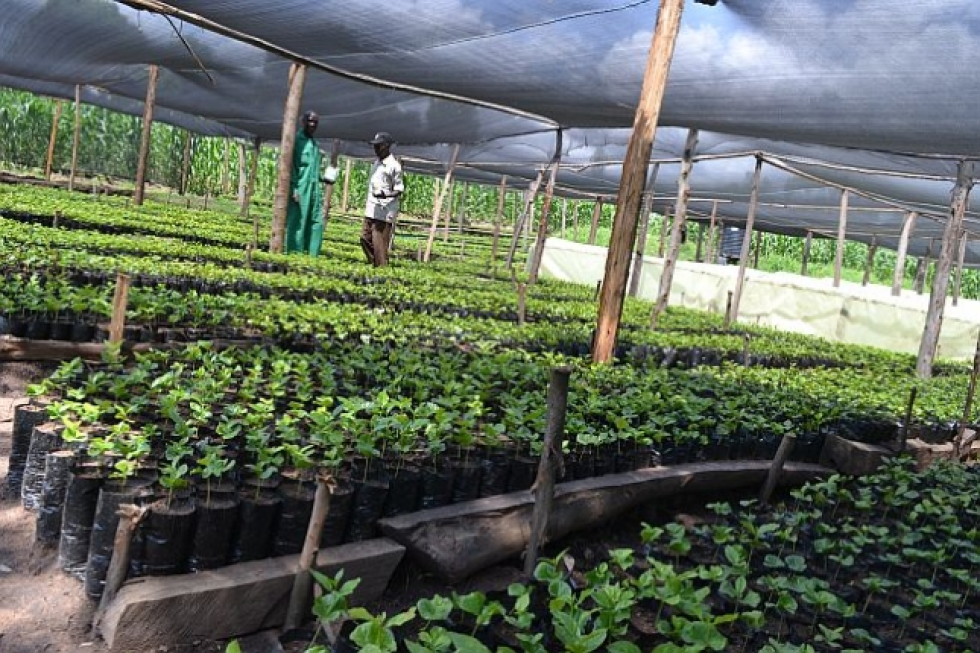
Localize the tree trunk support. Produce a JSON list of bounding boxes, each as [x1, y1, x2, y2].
[[423, 145, 460, 262], [587, 197, 603, 245], [892, 211, 917, 296], [133, 65, 159, 206], [69, 85, 82, 192], [284, 473, 334, 631], [833, 189, 849, 287], [523, 366, 572, 578], [801, 230, 813, 276], [108, 273, 131, 345], [45, 100, 64, 181], [651, 129, 698, 327], [725, 156, 763, 329], [593, 0, 685, 363], [916, 160, 975, 379], [270, 62, 306, 253], [862, 236, 878, 286], [759, 434, 797, 505]]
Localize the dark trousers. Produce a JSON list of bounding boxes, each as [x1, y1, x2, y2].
[[360, 218, 393, 267]]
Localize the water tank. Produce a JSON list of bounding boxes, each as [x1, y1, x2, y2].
[[719, 227, 745, 261]]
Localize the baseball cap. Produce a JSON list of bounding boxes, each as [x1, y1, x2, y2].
[[369, 132, 394, 145]]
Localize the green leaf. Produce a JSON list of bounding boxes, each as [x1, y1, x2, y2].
[[607, 642, 641, 653], [224, 641, 242, 653], [418, 596, 453, 622], [447, 631, 493, 653]]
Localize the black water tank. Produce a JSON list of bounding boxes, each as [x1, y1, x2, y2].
[[719, 227, 745, 261]]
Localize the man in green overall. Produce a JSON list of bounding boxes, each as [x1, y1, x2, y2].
[[286, 110, 326, 256]]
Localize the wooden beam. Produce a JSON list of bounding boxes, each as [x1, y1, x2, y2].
[[44, 100, 64, 181], [341, 158, 352, 214], [284, 473, 333, 630], [587, 197, 603, 245], [593, 0, 685, 363], [752, 230, 762, 269], [694, 222, 704, 263], [423, 145, 460, 262], [833, 189, 849, 288], [530, 139, 563, 283], [651, 129, 698, 327], [179, 131, 192, 196], [133, 65, 159, 206], [629, 192, 654, 298], [760, 434, 797, 505], [442, 181, 455, 242], [892, 211, 917, 296], [917, 160, 975, 379], [953, 229, 968, 307], [801, 230, 813, 276], [913, 240, 933, 295], [862, 236, 878, 286], [704, 200, 718, 263], [236, 140, 247, 208], [69, 85, 81, 192], [657, 206, 670, 257], [506, 170, 545, 267], [108, 274, 131, 345], [322, 139, 341, 225], [560, 198, 567, 239], [241, 137, 261, 220], [490, 176, 508, 268], [270, 63, 306, 253], [726, 157, 764, 328], [221, 138, 231, 196]]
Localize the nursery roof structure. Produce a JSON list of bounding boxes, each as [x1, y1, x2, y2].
[[3, 0, 980, 262]]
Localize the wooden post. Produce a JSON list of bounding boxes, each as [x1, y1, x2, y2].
[[726, 157, 764, 329], [593, 0, 685, 363], [516, 283, 527, 327], [236, 141, 248, 207], [270, 62, 306, 253], [523, 366, 572, 578], [341, 158, 352, 214], [506, 170, 545, 266], [457, 182, 469, 234], [759, 434, 797, 505], [914, 240, 933, 295], [490, 176, 508, 268], [917, 161, 975, 378], [442, 182, 455, 242], [899, 387, 918, 454], [530, 140, 563, 284], [423, 145, 460, 262], [629, 193, 654, 298], [694, 222, 704, 263], [179, 131, 192, 196], [221, 138, 231, 196], [560, 198, 567, 239], [69, 85, 81, 192], [651, 129, 698, 327], [94, 504, 147, 629], [573, 200, 580, 241], [323, 139, 341, 225], [893, 211, 917, 296], [587, 197, 603, 245], [284, 473, 333, 631], [801, 230, 813, 276], [658, 206, 671, 258], [752, 230, 762, 269], [833, 189, 849, 287], [241, 137, 261, 220], [955, 331, 980, 457], [953, 230, 968, 306], [705, 200, 718, 264], [44, 100, 64, 181], [862, 237, 878, 286], [108, 274, 130, 344], [133, 65, 159, 206]]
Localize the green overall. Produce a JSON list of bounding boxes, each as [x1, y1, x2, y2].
[[285, 130, 323, 256]]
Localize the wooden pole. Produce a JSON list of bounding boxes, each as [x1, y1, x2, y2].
[[442, 182, 455, 242], [457, 182, 469, 234], [801, 230, 813, 276], [955, 331, 980, 457], [423, 145, 460, 262], [705, 200, 718, 264], [341, 158, 352, 214], [899, 387, 918, 454], [759, 434, 797, 505], [573, 201, 580, 241], [179, 131, 192, 196], [953, 230, 968, 306], [516, 283, 527, 327], [726, 157, 764, 329], [694, 222, 704, 263], [530, 139, 563, 283], [490, 176, 508, 269], [241, 137, 261, 219], [270, 62, 306, 253], [69, 85, 81, 192], [651, 129, 698, 327], [833, 189, 849, 287], [284, 473, 333, 631], [523, 366, 572, 578], [587, 197, 603, 245], [917, 161, 975, 378], [893, 211, 917, 296], [629, 192, 654, 298], [237, 142, 248, 208], [560, 198, 567, 239], [862, 237, 878, 287], [914, 240, 933, 295], [506, 170, 545, 266], [323, 139, 341, 224], [133, 65, 159, 206], [94, 504, 147, 630], [752, 230, 762, 269], [44, 100, 64, 181], [221, 138, 231, 196], [593, 0, 685, 363], [658, 206, 671, 258], [108, 274, 130, 344]]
